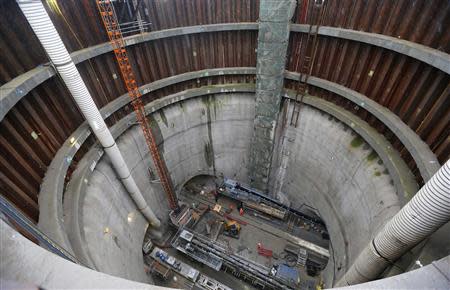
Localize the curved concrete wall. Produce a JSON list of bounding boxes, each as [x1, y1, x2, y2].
[[63, 93, 401, 285], [63, 93, 255, 282], [153, 93, 255, 189], [280, 105, 402, 284], [67, 133, 168, 283], [0, 220, 171, 290]]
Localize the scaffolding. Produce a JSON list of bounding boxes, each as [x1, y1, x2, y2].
[[96, 0, 178, 210]]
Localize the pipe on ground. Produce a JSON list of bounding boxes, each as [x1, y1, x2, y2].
[[338, 159, 450, 286], [17, 0, 160, 227]]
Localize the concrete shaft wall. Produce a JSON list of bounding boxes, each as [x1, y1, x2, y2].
[[63, 93, 401, 285], [249, 0, 296, 191], [63, 127, 171, 283], [279, 104, 402, 284], [64, 93, 255, 282]]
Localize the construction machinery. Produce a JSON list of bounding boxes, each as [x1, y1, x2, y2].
[[270, 264, 300, 289], [257, 243, 273, 258], [150, 246, 200, 281], [223, 220, 241, 239], [172, 229, 295, 289], [172, 230, 224, 271], [220, 178, 325, 227], [96, 0, 179, 211], [149, 260, 172, 281]]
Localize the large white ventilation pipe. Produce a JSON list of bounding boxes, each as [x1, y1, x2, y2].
[[338, 159, 450, 286], [17, 0, 160, 227]]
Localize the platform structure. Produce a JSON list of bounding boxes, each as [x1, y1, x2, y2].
[[146, 246, 236, 290], [172, 229, 224, 271], [149, 247, 200, 282], [179, 185, 330, 265], [172, 175, 329, 289], [172, 228, 295, 290]]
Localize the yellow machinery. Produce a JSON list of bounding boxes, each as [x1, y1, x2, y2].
[[223, 220, 241, 238]]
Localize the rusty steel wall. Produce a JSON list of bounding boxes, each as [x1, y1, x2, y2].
[[287, 35, 450, 170], [0, 0, 449, 222], [294, 0, 449, 52], [0, 0, 260, 84]]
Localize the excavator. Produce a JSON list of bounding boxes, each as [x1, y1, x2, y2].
[[223, 220, 241, 239]]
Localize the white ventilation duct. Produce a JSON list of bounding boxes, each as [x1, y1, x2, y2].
[[338, 159, 450, 286], [17, 0, 160, 227]]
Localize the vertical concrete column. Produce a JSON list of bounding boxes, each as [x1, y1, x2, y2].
[[249, 0, 296, 191]]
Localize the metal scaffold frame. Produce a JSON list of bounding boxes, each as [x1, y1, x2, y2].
[[96, 0, 179, 210]]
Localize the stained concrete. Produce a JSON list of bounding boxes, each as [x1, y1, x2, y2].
[[37, 75, 254, 254], [299, 75, 440, 181], [62, 92, 406, 288], [63, 93, 255, 283], [280, 104, 403, 286], [38, 76, 435, 258]]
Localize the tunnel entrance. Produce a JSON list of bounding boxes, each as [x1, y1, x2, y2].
[[143, 174, 330, 290]]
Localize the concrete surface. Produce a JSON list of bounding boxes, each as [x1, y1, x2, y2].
[[295, 73, 440, 181], [37, 72, 435, 262], [332, 255, 450, 290], [3, 216, 448, 290], [33, 80, 436, 288], [63, 93, 255, 283], [63, 130, 168, 283], [249, 0, 296, 191], [0, 219, 174, 290], [0, 24, 257, 121], [276, 103, 403, 286], [309, 25, 450, 74], [62, 90, 407, 287], [37, 68, 255, 252], [296, 94, 418, 201]]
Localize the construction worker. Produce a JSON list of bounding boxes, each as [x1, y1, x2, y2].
[[213, 190, 219, 202], [237, 201, 244, 215]]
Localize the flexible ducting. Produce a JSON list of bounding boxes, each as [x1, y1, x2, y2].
[[17, 0, 160, 227], [338, 159, 450, 286]]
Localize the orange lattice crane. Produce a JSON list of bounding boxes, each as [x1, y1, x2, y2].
[[96, 0, 179, 210]]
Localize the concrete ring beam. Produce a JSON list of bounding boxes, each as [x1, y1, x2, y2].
[[287, 72, 440, 181], [39, 66, 435, 249], [2, 23, 449, 121], [290, 25, 450, 74], [285, 91, 419, 201]]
